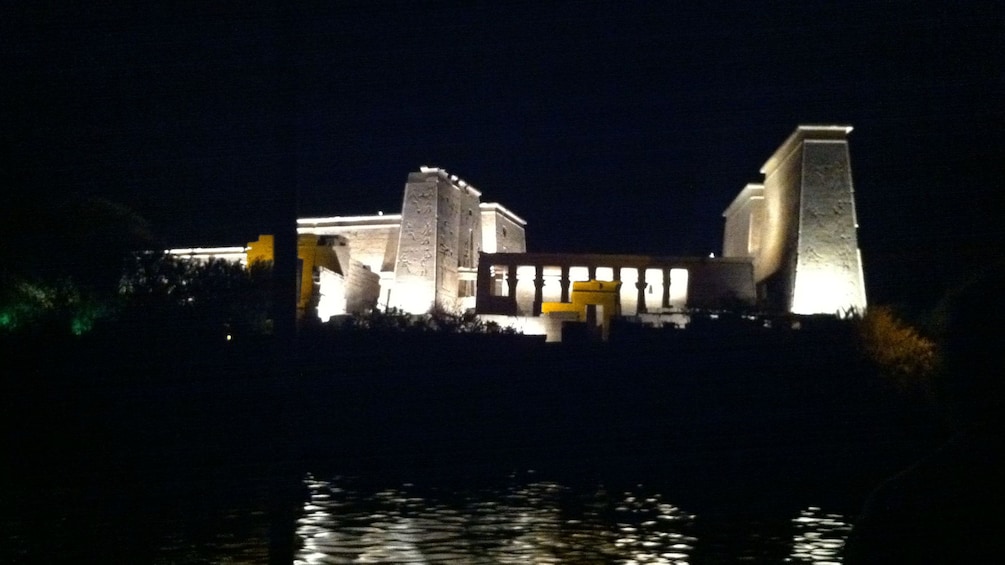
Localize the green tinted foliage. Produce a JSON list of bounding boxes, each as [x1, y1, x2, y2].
[[0, 194, 155, 337], [0, 275, 111, 336]]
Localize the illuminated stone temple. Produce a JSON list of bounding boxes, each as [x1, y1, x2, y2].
[[721, 125, 867, 315], [170, 166, 528, 319], [170, 125, 866, 339], [475, 125, 866, 338]]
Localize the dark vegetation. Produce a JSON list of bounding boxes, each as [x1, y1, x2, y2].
[[1, 194, 155, 336]]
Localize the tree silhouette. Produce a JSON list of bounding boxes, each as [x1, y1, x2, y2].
[[116, 252, 272, 340], [1, 192, 158, 336]]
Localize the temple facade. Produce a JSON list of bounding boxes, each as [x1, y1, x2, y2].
[[475, 125, 867, 336], [170, 166, 527, 318], [169, 125, 866, 337], [296, 167, 527, 315]]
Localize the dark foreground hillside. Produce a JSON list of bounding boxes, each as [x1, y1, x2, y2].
[[2, 324, 946, 562], [6, 325, 942, 490]]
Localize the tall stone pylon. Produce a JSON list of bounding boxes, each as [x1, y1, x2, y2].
[[724, 125, 867, 315], [389, 167, 483, 314]]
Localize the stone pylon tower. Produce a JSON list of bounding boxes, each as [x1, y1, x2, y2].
[[723, 125, 867, 315], [388, 167, 483, 314]]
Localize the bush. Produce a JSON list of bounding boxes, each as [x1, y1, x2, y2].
[[857, 305, 938, 390], [340, 306, 517, 335], [0, 275, 112, 337], [114, 252, 273, 339]]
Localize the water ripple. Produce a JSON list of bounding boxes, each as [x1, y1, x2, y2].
[[295, 475, 700, 564]]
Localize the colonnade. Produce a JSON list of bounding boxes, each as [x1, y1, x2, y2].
[[476, 252, 691, 317]]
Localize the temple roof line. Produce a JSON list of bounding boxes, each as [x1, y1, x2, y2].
[[761, 124, 853, 175], [480, 202, 527, 226], [419, 165, 483, 197]]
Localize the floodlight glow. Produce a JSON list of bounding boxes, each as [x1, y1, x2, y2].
[[644, 268, 663, 312], [516, 265, 537, 279], [541, 266, 562, 303], [389, 281, 435, 314], [315, 267, 347, 321], [668, 268, 688, 308], [791, 266, 866, 316], [619, 268, 639, 316]]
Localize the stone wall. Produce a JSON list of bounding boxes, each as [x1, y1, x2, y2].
[[495, 214, 527, 254], [685, 260, 757, 310], [333, 227, 399, 274], [724, 125, 866, 314], [297, 211, 402, 278], [790, 138, 867, 314], [434, 178, 461, 309], [345, 260, 381, 314], [392, 172, 439, 313], [722, 183, 764, 259], [759, 132, 803, 304], [480, 204, 527, 254], [391, 170, 491, 313]]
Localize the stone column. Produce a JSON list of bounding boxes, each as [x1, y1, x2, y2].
[[506, 263, 519, 311], [560, 266, 571, 303], [612, 266, 623, 314], [662, 268, 671, 309], [635, 268, 648, 315], [533, 264, 545, 316], [476, 256, 492, 299]]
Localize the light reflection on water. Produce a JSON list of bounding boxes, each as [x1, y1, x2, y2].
[[296, 474, 851, 564], [787, 507, 852, 564]]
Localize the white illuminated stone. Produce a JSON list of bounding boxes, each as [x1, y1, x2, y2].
[[722, 125, 866, 314], [315, 266, 347, 321]]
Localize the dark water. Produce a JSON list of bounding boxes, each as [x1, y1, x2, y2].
[[1, 469, 851, 563], [294, 473, 851, 564], [2, 331, 941, 562]]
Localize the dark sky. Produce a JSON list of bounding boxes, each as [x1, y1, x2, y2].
[[3, 1, 1002, 307]]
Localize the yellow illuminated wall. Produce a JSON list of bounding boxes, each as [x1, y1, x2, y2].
[[246, 234, 275, 267], [247, 234, 347, 319], [541, 280, 622, 340]]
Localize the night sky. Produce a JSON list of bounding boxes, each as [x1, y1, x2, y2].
[[3, 1, 1002, 308]]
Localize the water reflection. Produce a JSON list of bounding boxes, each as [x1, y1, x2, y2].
[[787, 506, 851, 564], [298, 474, 693, 564], [0, 471, 853, 562], [296, 474, 854, 564], [610, 489, 696, 564]]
